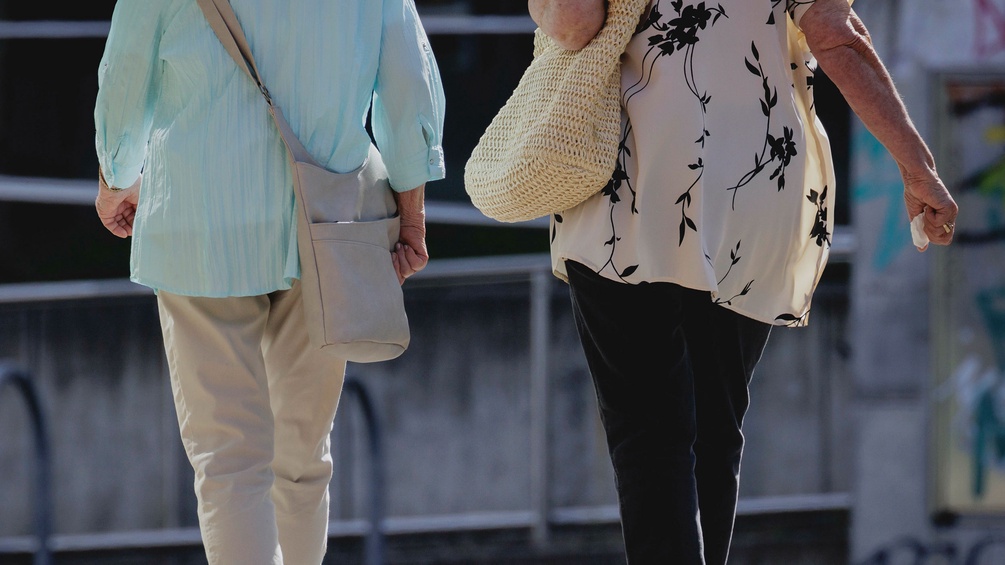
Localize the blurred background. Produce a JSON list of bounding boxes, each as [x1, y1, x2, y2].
[[0, 0, 1003, 563]]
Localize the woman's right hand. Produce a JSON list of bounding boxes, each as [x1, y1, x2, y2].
[[392, 184, 428, 285], [902, 170, 958, 249]]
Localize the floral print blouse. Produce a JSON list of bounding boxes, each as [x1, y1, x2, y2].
[[550, 0, 833, 327]]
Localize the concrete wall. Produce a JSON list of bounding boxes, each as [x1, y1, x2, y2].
[[0, 295, 177, 534], [849, 1, 1005, 562], [0, 263, 851, 544]]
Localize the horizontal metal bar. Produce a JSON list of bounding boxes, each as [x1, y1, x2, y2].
[[0, 539, 33, 553], [549, 505, 620, 525], [0, 20, 109, 39], [0, 255, 555, 305], [0, 235, 860, 304], [0, 527, 203, 554], [416, 253, 552, 280], [0, 16, 535, 40], [0, 495, 850, 554], [420, 15, 537, 35], [550, 493, 851, 527], [0, 279, 152, 305], [0, 511, 538, 554], [384, 510, 539, 535], [0, 175, 95, 205], [425, 200, 547, 228], [0, 169, 849, 258], [735, 492, 852, 515], [0, 175, 547, 229]]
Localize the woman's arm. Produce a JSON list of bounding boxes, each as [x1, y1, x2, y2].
[[94, 1, 164, 190], [391, 184, 427, 284], [93, 1, 165, 238], [800, 0, 957, 247], [528, 0, 606, 51], [373, 0, 446, 193]]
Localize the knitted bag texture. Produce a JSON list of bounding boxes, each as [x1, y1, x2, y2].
[[464, 0, 650, 223]]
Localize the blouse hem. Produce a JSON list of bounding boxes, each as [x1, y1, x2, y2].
[[130, 274, 295, 299], [551, 252, 810, 328]]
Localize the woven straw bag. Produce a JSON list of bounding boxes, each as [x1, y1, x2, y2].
[[464, 0, 650, 223]]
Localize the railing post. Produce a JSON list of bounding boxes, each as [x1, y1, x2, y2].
[[342, 376, 386, 565], [0, 362, 52, 565], [965, 535, 1005, 565], [528, 269, 551, 547]]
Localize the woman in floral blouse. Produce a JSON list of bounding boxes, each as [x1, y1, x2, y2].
[[530, 0, 957, 563]]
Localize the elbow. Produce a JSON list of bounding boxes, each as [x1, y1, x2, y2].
[[801, 4, 865, 56], [808, 31, 873, 73], [805, 25, 869, 66]]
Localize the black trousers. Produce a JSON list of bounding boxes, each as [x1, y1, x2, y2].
[[566, 261, 772, 565]]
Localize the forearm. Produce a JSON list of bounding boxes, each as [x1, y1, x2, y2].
[[391, 184, 427, 282], [95, 2, 162, 188], [374, 0, 446, 189], [804, 7, 936, 181], [802, 0, 957, 245], [528, 0, 606, 50], [394, 184, 425, 225]]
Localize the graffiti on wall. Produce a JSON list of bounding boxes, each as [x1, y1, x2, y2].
[[976, 0, 1005, 59], [932, 77, 1005, 514], [850, 126, 913, 271]]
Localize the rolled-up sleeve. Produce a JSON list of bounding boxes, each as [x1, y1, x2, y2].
[[94, 1, 164, 189], [372, 0, 446, 192]]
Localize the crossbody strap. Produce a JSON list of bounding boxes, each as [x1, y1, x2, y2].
[[196, 0, 320, 167]]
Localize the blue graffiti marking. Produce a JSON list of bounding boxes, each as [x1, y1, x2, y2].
[[850, 125, 913, 270]]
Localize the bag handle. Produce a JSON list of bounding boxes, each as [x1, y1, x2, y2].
[[196, 0, 320, 168]]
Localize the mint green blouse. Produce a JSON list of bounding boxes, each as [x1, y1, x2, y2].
[[94, 0, 446, 297]]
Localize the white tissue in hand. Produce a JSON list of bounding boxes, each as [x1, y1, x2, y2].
[[911, 213, 929, 249]]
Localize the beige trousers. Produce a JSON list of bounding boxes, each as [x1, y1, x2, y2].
[[157, 282, 345, 565]]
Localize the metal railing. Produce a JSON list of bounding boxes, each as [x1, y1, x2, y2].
[[0, 369, 387, 565], [340, 376, 387, 565], [856, 535, 1005, 565], [0, 363, 52, 565], [0, 371, 389, 565], [0, 254, 855, 561]]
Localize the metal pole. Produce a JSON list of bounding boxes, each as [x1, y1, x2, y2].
[[965, 536, 1005, 565], [343, 376, 386, 565], [0, 362, 52, 565], [528, 270, 551, 546]]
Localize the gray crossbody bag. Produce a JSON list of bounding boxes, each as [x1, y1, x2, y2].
[[197, 0, 410, 363]]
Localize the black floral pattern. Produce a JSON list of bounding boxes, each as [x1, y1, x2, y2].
[[553, 0, 832, 327], [709, 240, 755, 306], [775, 311, 809, 327], [596, 0, 727, 281], [725, 41, 796, 207], [807, 185, 831, 247]]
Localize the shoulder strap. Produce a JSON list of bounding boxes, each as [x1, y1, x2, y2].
[[196, 0, 268, 100], [196, 0, 319, 166]]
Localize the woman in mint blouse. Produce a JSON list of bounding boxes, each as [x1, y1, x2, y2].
[[93, 1, 444, 562]]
